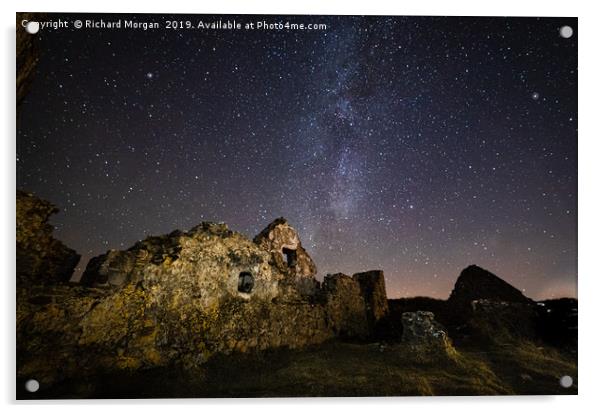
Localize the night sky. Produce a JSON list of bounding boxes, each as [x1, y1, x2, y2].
[[17, 14, 577, 299]]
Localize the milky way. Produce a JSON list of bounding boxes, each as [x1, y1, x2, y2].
[[17, 14, 577, 299]]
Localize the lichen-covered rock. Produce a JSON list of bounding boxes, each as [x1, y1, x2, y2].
[[401, 311, 448, 345], [16, 190, 80, 284], [401, 311, 457, 360]]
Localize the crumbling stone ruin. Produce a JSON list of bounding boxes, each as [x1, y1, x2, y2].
[[253, 217, 319, 297], [16, 192, 577, 394], [16, 190, 80, 285], [16, 193, 389, 386], [353, 270, 389, 325]]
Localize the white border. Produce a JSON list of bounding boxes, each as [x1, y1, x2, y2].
[[3, 0, 601, 411]]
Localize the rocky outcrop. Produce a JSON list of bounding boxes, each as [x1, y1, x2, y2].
[[17, 212, 388, 387], [448, 265, 533, 309], [443, 265, 537, 342], [16, 191, 80, 284]]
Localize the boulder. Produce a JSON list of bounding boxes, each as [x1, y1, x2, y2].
[[401, 311, 457, 361], [401, 311, 448, 345]]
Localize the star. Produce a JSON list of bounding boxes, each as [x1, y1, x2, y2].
[[16, 15, 577, 300]]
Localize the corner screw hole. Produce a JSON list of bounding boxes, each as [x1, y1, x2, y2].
[[25, 379, 39, 393], [559, 375, 573, 388], [559, 26, 573, 39]]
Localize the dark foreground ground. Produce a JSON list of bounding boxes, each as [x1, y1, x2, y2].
[[20, 338, 577, 399]]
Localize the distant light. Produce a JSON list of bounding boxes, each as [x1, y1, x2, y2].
[[531, 92, 540, 100], [146, 72, 154, 79]]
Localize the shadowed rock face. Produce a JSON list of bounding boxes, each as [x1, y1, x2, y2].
[[448, 265, 533, 308], [16, 191, 80, 284]]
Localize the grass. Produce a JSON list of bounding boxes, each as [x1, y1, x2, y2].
[[22, 338, 577, 398]]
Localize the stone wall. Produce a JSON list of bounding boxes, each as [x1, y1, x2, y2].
[[353, 270, 389, 325], [321, 273, 370, 338], [253, 217, 318, 296]]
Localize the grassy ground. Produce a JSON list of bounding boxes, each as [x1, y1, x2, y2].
[[24, 338, 577, 398]]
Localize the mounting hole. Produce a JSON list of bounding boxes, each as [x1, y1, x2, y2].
[[237, 271, 254, 293], [559, 375, 573, 388], [25, 379, 39, 393], [25, 21, 40, 34], [559, 26, 573, 39]]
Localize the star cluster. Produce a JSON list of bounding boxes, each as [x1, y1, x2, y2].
[[17, 15, 577, 299]]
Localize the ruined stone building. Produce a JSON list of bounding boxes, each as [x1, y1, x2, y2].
[[16, 192, 389, 385]]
